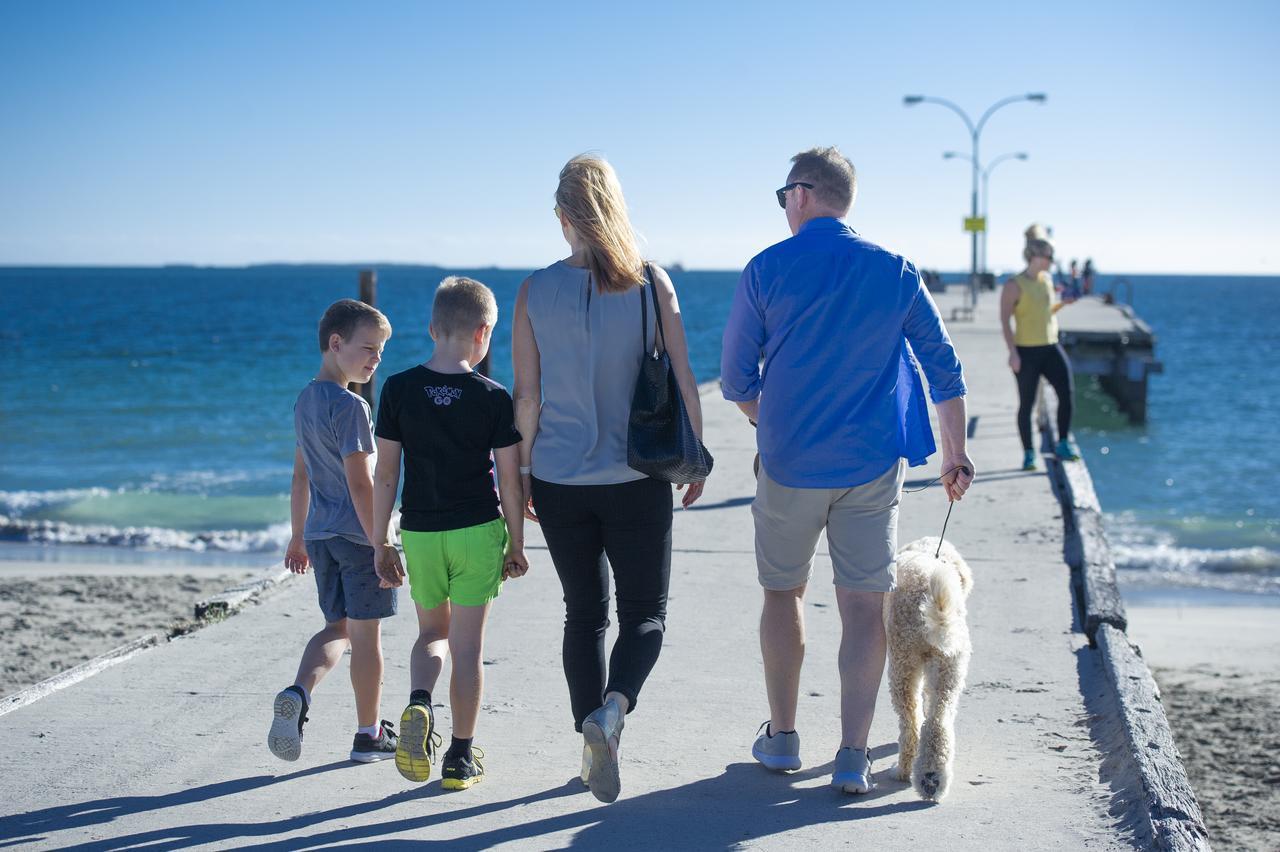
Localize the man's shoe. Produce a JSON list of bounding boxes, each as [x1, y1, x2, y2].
[[1055, 439, 1080, 461], [350, 720, 398, 763], [441, 746, 486, 790], [751, 721, 801, 771], [1021, 449, 1037, 471], [582, 698, 625, 803], [832, 746, 875, 794], [396, 702, 441, 782], [268, 685, 308, 762]]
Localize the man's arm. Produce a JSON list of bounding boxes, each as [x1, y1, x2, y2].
[[934, 397, 974, 501], [720, 264, 765, 419], [286, 447, 310, 573], [902, 276, 975, 501]]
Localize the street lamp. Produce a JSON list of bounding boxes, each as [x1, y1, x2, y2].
[[943, 151, 1028, 274], [903, 93, 1046, 308]]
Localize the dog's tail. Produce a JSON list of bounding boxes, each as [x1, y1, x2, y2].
[[922, 569, 968, 656]]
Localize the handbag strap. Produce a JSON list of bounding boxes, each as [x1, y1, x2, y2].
[[640, 263, 667, 357]]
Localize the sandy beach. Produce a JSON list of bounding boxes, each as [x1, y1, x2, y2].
[[1126, 604, 1280, 851], [0, 563, 253, 697]]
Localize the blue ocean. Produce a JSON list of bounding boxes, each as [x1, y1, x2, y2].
[[2, 267, 1277, 598]]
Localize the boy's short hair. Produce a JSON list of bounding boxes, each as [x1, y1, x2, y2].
[[318, 299, 392, 352], [431, 276, 498, 338], [789, 146, 857, 214]]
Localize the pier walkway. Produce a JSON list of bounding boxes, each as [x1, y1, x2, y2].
[[1, 291, 1165, 850]]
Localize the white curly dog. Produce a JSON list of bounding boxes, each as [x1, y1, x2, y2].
[[884, 536, 974, 802]]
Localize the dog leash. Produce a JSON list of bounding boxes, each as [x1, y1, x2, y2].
[[902, 466, 971, 558]]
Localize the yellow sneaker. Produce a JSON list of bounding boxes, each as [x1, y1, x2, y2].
[[395, 702, 439, 782]]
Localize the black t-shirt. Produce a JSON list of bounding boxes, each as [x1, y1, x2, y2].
[[375, 366, 522, 532]]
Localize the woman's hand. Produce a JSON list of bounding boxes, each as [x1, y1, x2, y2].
[[1008, 351, 1021, 373], [677, 479, 705, 508], [522, 472, 539, 523]]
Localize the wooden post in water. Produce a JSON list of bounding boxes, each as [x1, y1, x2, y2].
[[352, 269, 377, 407]]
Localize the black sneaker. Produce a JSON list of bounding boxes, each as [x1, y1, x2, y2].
[[350, 720, 398, 763], [268, 686, 308, 762], [441, 746, 485, 790]]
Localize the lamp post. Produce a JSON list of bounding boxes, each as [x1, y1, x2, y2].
[[903, 93, 1046, 308], [943, 150, 1028, 275]]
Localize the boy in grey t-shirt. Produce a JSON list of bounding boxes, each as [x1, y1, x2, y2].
[[267, 299, 400, 765]]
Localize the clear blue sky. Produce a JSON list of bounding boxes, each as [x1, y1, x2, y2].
[[2, 1, 1277, 274]]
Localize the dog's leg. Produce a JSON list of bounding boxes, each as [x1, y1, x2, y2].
[[913, 653, 967, 802], [888, 653, 922, 782]]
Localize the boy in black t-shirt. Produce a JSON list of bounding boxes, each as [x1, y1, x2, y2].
[[371, 276, 528, 791]]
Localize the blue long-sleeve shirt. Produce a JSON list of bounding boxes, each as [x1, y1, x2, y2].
[[721, 217, 966, 488]]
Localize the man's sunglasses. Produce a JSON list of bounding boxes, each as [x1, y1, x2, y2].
[[775, 182, 814, 209]]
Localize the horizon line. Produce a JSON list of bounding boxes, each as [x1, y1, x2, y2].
[[1, 261, 1278, 278]]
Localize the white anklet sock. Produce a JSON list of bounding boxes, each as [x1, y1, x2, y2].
[[357, 723, 379, 738]]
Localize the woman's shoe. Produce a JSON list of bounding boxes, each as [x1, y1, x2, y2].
[[1022, 449, 1037, 471], [1055, 439, 1080, 461], [581, 698, 625, 803]]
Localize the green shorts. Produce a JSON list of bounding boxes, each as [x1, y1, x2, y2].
[[401, 517, 507, 609]]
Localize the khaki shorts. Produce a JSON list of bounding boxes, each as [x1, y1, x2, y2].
[[752, 460, 906, 593]]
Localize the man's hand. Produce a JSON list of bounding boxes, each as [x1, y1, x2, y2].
[[676, 479, 705, 508], [940, 454, 976, 502], [375, 544, 405, 588], [1008, 351, 1021, 373], [503, 542, 529, 580], [285, 537, 310, 574]]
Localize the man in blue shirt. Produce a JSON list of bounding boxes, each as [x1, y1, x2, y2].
[[721, 147, 974, 794]]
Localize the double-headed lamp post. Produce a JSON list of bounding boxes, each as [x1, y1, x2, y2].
[[903, 92, 1046, 307], [943, 150, 1028, 275]]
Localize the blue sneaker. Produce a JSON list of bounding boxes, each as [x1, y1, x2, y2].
[[831, 746, 874, 794], [1022, 449, 1037, 471], [751, 721, 801, 771], [1055, 439, 1079, 461]]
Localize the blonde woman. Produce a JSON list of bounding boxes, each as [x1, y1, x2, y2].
[[511, 154, 706, 803], [1000, 231, 1078, 470]]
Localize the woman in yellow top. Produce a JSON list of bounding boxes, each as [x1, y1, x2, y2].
[[1000, 233, 1079, 470]]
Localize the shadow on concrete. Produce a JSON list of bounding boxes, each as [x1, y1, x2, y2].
[[684, 496, 754, 512], [13, 754, 933, 850], [0, 759, 350, 847]]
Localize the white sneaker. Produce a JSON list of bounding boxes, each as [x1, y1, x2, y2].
[[751, 721, 801, 771], [832, 746, 874, 794]]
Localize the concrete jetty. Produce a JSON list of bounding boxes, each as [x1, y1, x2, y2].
[[0, 290, 1199, 850], [1057, 295, 1163, 423]]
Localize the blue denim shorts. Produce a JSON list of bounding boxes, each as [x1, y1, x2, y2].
[[305, 536, 397, 622]]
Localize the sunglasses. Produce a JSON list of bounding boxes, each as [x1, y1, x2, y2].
[[775, 182, 814, 209]]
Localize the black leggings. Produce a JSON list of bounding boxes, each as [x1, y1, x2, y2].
[[1015, 343, 1074, 450], [530, 476, 673, 731]]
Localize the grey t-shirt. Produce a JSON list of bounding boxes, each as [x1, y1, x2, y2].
[[294, 380, 376, 545]]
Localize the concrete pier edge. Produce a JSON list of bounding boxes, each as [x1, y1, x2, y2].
[[0, 563, 293, 718], [1040, 403, 1212, 850]]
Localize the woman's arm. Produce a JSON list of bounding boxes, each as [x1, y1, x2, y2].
[[999, 278, 1021, 373], [512, 276, 542, 521], [651, 264, 706, 506]]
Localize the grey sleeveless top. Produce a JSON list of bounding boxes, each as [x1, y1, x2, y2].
[[526, 259, 657, 485]]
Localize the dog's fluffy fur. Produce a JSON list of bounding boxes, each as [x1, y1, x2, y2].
[[884, 537, 974, 802]]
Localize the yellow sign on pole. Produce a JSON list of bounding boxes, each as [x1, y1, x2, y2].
[[964, 217, 986, 233]]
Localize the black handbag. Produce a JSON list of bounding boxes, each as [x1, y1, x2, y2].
[[627, 265, 714, 484]]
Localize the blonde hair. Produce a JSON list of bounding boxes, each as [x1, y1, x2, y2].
[[789, 146, 857, 213], [1023, 238, 1055, 263], [317, 299, 391, 352], [431, 276, 497, 338], [555, 155, 644, 294]]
